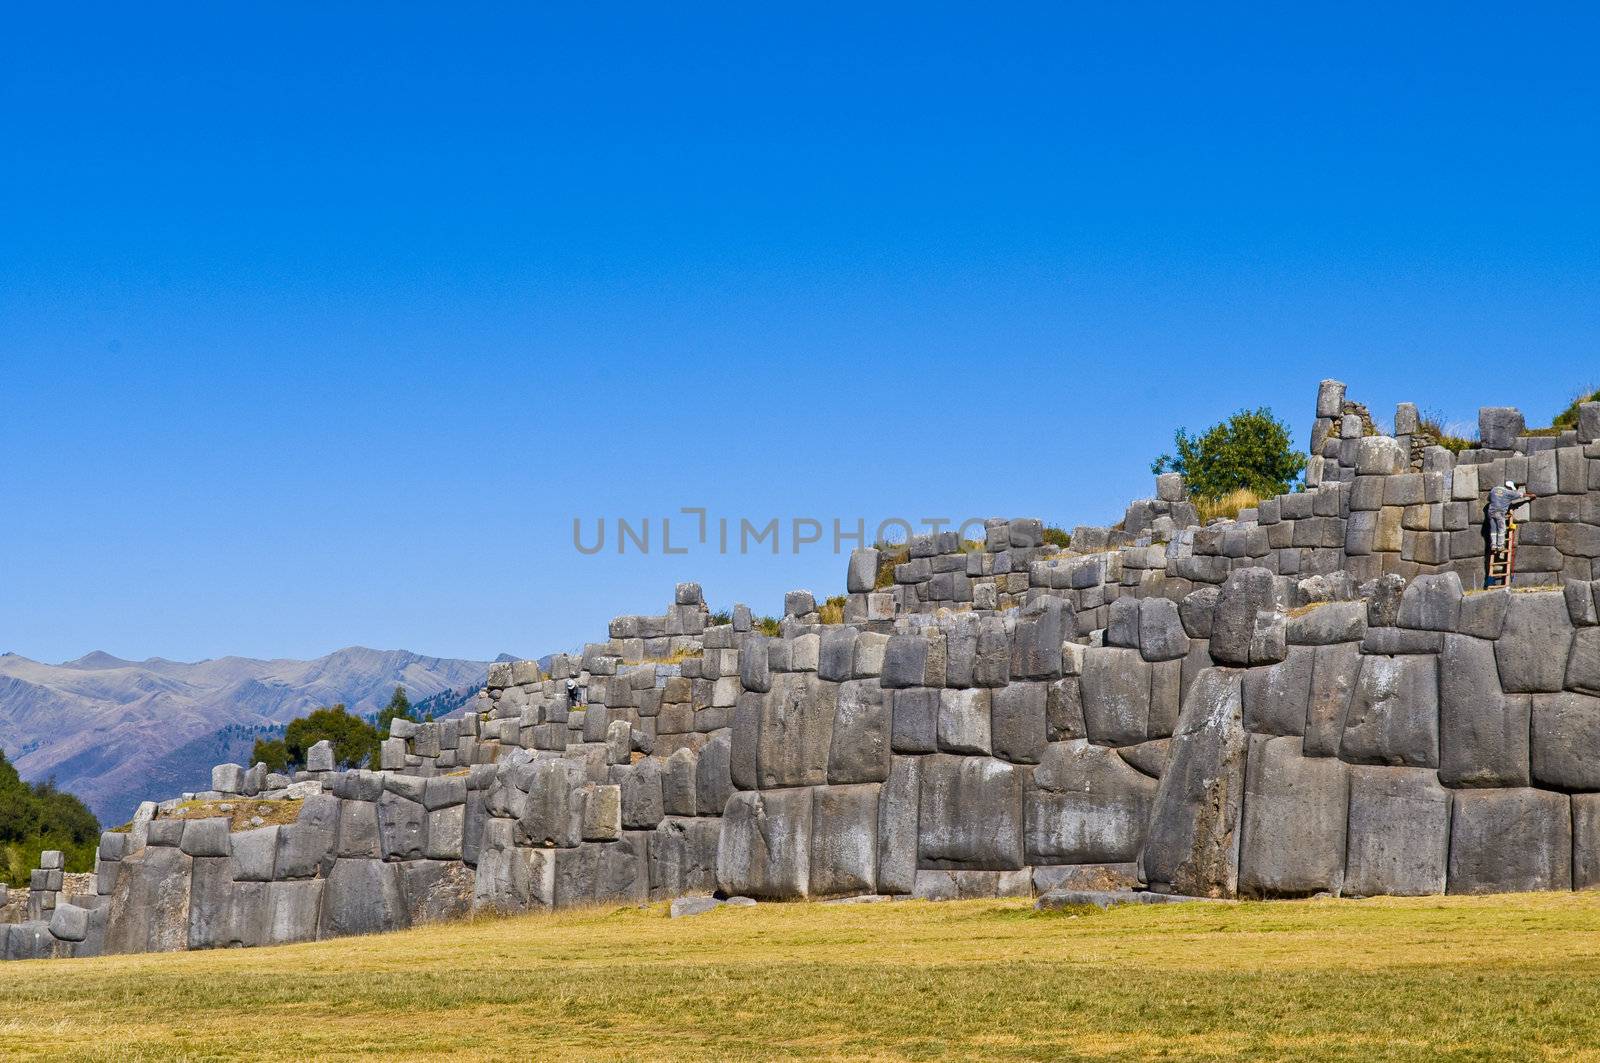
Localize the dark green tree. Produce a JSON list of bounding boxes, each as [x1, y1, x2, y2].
[[1152, 407, 1307, 499], [251, 737, 289, 773], [0, 748, 100, 887], [374, 685, 416, 738], [284, 704, 380, 770]]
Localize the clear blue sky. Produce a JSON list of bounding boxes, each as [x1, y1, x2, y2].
[[3, 5, 1596, 665]]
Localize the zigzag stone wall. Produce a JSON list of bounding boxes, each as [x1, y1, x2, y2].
[[5, 380, 1600, 959]]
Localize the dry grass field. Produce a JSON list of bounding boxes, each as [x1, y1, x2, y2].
[[3, 892, 1600, 1061]]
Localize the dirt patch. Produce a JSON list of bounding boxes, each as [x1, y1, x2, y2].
[[157, 799, 303, 831]]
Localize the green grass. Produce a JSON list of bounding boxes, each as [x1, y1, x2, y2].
[[4, 893, 1600, 1060]]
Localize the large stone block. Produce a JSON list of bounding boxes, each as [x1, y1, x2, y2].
[[1396, 572, 1463, 631], [828, 679, 890, 783], [662, 750, 698, 818], [1080, 647, 1151, 747], [474, 839, 556, 914], [593, 834, 649, 904], [275, 794, 338, 879], [1531, 692, 1600, 791], [937, 688, 992, 755], [888, 687, 939, 754], [188, 856, 262, 950], [424, 804, 466, 859], [1210, 568, 1279, 666], [696, 732, 734, 816], [755, 672, 836, 788], [1010, 597, 1071, 680], [231, 826, 279, 882], [882, 635, 934, 688], [332, 800, 379, 858], [180, 818, 232, 858], [1241, 646, 1313, 736], [1448, 789, 1571, 894], [917, 754, 1024, 870], [649, 816, 720, 900], [991, 682, 1048, 763], [1302, 642, 1360, 757], [523, 759, 587, 844], [103, 846, 193, 954], [876, 756, 920, 895], [1025, 740, 1157, 864], [1339, 654, 1439, 768], [378, 792, 426, 861], [617, 758, 665, 831], [1439, 634, 1530, 787], [1237, 736, 1348, 898], [401, 859, 474, 924], [1140, 668, 1248, 898], [319, 858, 409, 937], [1496, 590, 1575, 693], [552, 844, 599, 909], [1478, 406, 1525, 450], [1568, 629, 1600, 696], [1287, 600, 1366, 646], [1343, 766, 1450, 897], [739, 636, 772, 693], [716, 788, 813, 899], [809, 784, 880, 897], [1575, 794, 1600, 889]]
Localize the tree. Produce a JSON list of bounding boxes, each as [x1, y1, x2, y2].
[[283, 704, 380, 770], [0, 748, 100, 887], [251, 737, 289, 773], [374, 685, 416, 739], [1152, 406, 1307, 499]]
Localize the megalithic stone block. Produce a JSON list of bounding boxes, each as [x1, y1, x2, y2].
[[1531, 692, 1600, 791], [1439, 634, 1530, 787], [1448, 788, 1572, 895], [1241, 646, 1314, 737], [828, 679, 890, 784], [275, 794, 338, 879], [876, 755, 920, 896], [1025, 740, 1157, 864], [662, 748, 699, 817], [1338, 654, 1439, 768], [1574, 794, 1600, 890], [649, 816, 720, 900], [306, 739, 335, 773], [696, 731, 733, 815], [1496, 590, 1575, 693], [716, 788, 813, 899], [1210, 568, 1279, 666], [756, 672, 835, 788], [917, 754, 1024, 871], [103, 846, 193, 955], [1140, 667, 1248, 898], [1237, 736, 1348, 898], [1080, 647, 1152, 747], [319, 858, 410, 937], [1343, 765, 1450, 897], [809, 783, 880, 898]]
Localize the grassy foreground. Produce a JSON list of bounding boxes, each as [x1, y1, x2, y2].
[[4, 893, 1600, 1062]]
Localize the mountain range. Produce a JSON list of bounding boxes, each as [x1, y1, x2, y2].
[[0, 646, 507, 824]]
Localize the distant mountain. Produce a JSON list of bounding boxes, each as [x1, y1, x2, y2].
[[0, 647, 508, 824]]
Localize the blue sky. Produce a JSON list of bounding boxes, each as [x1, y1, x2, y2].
[[2, 4, 1596, 664]]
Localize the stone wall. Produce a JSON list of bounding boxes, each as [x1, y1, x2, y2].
[[6, 380, 1600, 960]]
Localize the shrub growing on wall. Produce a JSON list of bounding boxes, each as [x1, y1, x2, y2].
[[1152, 407, 1307, 500]]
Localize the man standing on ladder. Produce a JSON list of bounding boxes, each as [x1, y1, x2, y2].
[[1486, 478, 1535, 554]]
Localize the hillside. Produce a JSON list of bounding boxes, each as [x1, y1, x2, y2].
[[3, 894, 1599, 1060], [0, 647, 503, 823]]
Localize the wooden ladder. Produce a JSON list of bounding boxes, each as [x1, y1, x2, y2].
[[1486, 517, 1518, 588]]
